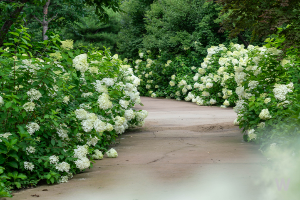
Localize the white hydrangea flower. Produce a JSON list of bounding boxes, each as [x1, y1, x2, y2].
[[63, 96, 70, 104], [105, 123, 114, 131], [171, 75, 176, 80], [248, 81, 259, 90], [206, 82, 213, 88], [81, 92, 93, 98], [59, 176, 69, 183], [74, 157, 90, 170], [56, 125, 69, 139], [102, 78, 115, 86], [280, 59, 290, 67], [26, 122, 40, 135], [0, 96, 4, 106], [27, 89, 42, 101], [259, 109, 272, 120], [178, 80, 187, 87], [24, 162, 34, 171], [94, 80, 108, 93], [98, 93, 112, 110], [56, 162, 70, 172], [92, 150, 103, 160], [257, 122, 265, 129], [273, 84, 292, 101], [169, 81, 175, 86], [125, 110, 135, 121], [75, 109, 88, 120], [223, 100, 230, 106], [61, 40, 73, 50], [26, 146, 36, 154], [233, 118, 239, 126], [106, 148, 118, 158], [87, 136, 99, 146], [49, 155, 59, 164], [264, 98, 271, 104], [89, 67, 99, 74], [210, 99, 217, 105], [247, 129, 257, 141], [202, 91, 210, 97], [119, 100, 129, 109], [74, 145, 89, 159], [135, 110, 148, 122], [0, 132, 12, 139], [233, 100, 245, 113], [81, 119, 94, 132], [73, 54, 89, 73], [193, 74, 199, 81], [93, 119, 106, 132], [23, 102, 35, 111]]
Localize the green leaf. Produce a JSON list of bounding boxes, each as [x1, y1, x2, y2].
[[9, 32, 19, 37], [17, 173, 27, 180], [50, 177, 54, 184], [8, 152, 19, 161], [51, 139, 55, 146], [8, 161, 18, 169], [0, 155, 5, 165], [5, 101, 12, 108], [3, 43, 14, 46], [68, 51, 74, 58], [14, 182, 21, 188]]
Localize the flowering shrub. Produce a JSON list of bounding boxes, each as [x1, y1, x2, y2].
[[133, 41, 299, 146], [0, 28, 147, 195]]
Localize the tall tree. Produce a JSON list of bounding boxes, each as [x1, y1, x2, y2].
[[216, 0, 300, 51], [0, 0, 121, 47]]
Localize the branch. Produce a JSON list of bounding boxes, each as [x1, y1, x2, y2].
[[237, 33, 249, 48], [33, 15, 43, 25], [48, 13, 58, 23], [43, 0, 51, 15]]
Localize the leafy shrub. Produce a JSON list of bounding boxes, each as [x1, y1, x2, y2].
[[117, 0, 154, 59], [132, 41, 300, 147], [142, 0, 234, 57], [0, 27, 146, 196], [62, 8, 121, 54]]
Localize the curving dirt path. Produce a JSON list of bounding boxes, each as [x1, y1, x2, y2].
[[10, 97, 267, 200]]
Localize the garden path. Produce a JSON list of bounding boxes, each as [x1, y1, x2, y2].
[[11, 97, 267, 200]]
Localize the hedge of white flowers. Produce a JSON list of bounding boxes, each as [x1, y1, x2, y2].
[[133, 43, 298, 143], [0, 28, 147, 197]]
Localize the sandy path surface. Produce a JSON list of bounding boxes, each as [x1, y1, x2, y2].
[[10, 97, 267, 200]]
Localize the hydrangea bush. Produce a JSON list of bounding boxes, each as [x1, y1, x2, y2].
[[0, 27, 147, 196], [133, 42, 299, 146]]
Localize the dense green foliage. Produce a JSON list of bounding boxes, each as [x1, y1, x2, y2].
[[61, 8, 121, 53], [143, 0, 228, 57], [0, 0, 121, 46], [216, 0, 300, 53], [0, 27, 147, 196], [117, 0, 154, 59]]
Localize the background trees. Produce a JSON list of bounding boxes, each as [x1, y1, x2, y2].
[[216, 0, 300, 52], [0, 0, 121, 47]]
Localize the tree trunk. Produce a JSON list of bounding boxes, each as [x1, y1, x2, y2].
[[34, 0, 57, 41], [0, 0, 29, 47], [42, 0, 51, 40], [237, 33, 249, 48]]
